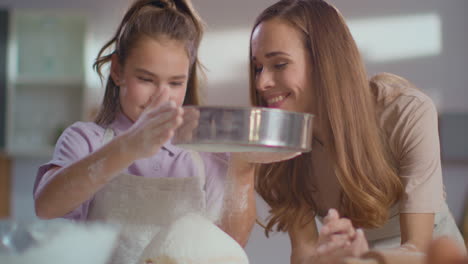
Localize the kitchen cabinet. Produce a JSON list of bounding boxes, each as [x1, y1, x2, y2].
[[5, 10, 86, 157]]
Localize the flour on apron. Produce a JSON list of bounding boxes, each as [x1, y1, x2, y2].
[[87, 128, 211, 264]]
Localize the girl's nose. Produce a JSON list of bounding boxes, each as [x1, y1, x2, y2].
[[155, 85, 169, 97]]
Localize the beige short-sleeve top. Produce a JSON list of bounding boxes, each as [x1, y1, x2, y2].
[[310, 82, 444, 216]]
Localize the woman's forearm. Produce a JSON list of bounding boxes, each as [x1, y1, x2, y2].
[[35, 134, 137, 219], [218, 159, 256, 247]]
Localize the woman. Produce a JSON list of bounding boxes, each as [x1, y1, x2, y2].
[[247, 0, 465, 263]]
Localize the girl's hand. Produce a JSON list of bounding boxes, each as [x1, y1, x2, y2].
[[173, 107, 200, 143], [124, 89, 183, 159]]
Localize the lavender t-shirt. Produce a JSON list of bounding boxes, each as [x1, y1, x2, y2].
[[33, 112, 228, 220]]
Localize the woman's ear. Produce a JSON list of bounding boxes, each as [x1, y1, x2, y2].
[[110, 53, 122, 86]]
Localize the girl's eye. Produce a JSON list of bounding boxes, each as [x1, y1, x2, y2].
[[274, 63, 288, 70], [138, 77, 152, 82]]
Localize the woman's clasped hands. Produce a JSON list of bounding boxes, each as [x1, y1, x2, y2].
[[308, 209, 370, 264]]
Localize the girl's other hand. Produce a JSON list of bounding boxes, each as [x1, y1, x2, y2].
[[124, 89, 184, 158]]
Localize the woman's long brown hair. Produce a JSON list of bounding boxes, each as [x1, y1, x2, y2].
[[249, 0, 403, 236], [93, 0, 205, 125]]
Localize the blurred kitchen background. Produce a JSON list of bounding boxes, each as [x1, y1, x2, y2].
[[0, 0, 467, 263]]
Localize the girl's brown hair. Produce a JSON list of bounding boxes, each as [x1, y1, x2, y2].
[[93, 0, 205, 125], [249, 0, 403, 236]]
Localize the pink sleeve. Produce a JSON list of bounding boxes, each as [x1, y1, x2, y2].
[[33, 122, 104, 220], [398, 98, 444, 213]]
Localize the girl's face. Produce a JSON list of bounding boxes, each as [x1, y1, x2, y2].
[[112, 36, 190, 122], [251, 19, 315, 114]]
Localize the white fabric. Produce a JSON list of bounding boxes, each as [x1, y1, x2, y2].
[[87, 128, 209, 264]]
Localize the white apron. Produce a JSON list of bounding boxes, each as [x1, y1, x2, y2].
[[87, 128, 209, 264], [317, 201, 466, 253]]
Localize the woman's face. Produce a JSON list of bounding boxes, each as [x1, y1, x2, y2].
[[112, 36, 190, 122], [251, 19, 315, 114]]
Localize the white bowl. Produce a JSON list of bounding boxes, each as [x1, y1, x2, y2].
[[0, 219, 118, 264]]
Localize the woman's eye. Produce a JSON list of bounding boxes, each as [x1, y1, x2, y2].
[[274, 63, 288, 70], [254, 65, 263, 74], [170, 82, 184, 87]]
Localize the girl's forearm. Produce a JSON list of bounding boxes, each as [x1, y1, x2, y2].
[[35, 133, 138, 219]]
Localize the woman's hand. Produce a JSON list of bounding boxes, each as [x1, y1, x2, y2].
[[292, 242, 359, 264], [319, 209, 355, 244], [298, 209, 369, 264], [427, 237, 468, 264], [123, 89, 184, 159]]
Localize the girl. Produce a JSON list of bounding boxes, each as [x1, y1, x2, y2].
[[33, 0, 255, 263], [247, 0, 466, 263]]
